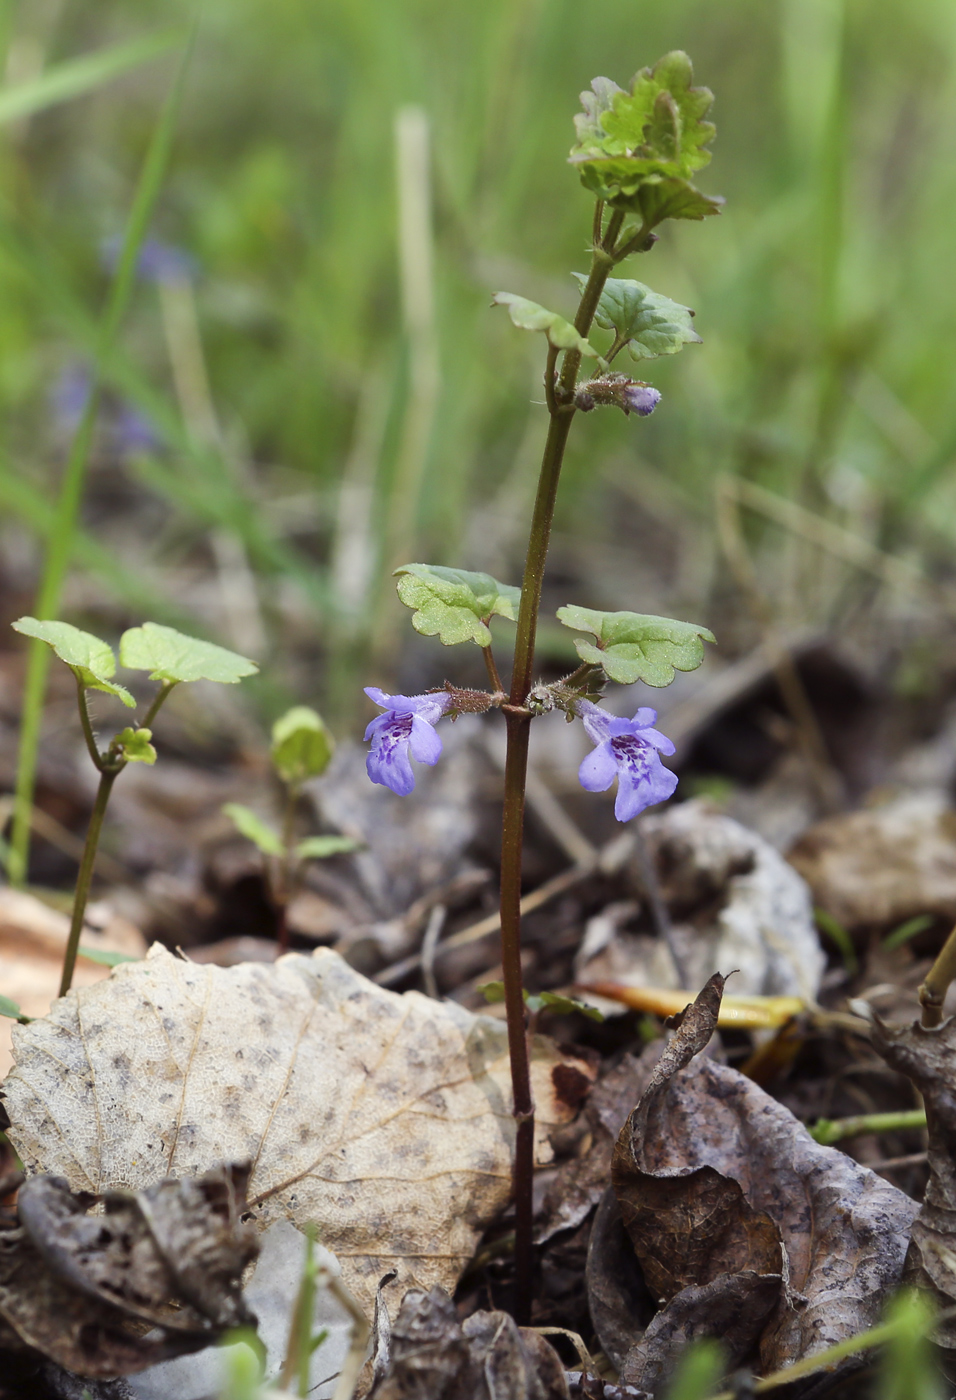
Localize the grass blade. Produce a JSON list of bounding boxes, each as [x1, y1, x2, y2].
[[0, 29, 183, 126]]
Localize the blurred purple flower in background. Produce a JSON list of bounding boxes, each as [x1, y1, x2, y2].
[[100, 236, 197, 284], [576, 699, 677, 821], [364, 687, 453, 795], [50, 363, 161, 457]]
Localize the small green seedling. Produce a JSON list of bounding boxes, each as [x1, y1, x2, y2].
[[223, 706, 359, 955], [10, 617, 257, 998], [479, 981, 604, 1030], [0, 994, 31, 1025]]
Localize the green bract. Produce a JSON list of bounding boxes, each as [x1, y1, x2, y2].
[[557, 605, 715, 686], [294, 835, 361, 861], [119, 622, 258, 685], [573, 275, 701, 360], [492, 293, 606, 365], [395, 563, 521, 647], [271, 706, 334, 785], [113, 727, 157, 764], [222, 802, 284, 858], [12, 617, 135, 707], [570, 52, 717, 216]]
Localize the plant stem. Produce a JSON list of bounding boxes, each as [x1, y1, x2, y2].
[[76, 682, 105, 773], [274, 784, 299, 957], [919, 920, 956, 1027], [141, 679, 178, 730], [809, 1108, 927, 1145], [499, 220, 618, 1323], [59, 765, 121, 997]]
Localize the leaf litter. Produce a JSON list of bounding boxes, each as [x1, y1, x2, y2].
[[591, 974, 918, 1395], [2, 944, 595, 1320]]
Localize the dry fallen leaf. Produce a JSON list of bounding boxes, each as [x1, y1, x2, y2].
[[368, 1285, 569, 1400], [0, 1164, 256, 1378], [872, 1013, 956, 1347], [0, 888, 146, 1077], [597, 975, 918, 1393], [2, 945, 594, 1317]]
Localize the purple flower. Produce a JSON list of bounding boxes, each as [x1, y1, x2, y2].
[[621, 383, 661, 417], [101, 236, 197, 284], [577, 701, 677, 821], [364, 688, 452, 796]]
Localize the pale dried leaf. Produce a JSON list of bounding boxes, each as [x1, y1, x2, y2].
[[3, 945, 594, 1317]]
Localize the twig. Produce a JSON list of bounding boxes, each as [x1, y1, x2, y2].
[[919, 918, 956, 1026], [420, 903, 446, 999]]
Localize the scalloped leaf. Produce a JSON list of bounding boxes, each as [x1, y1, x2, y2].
[[294, 835, 361, 861], [113, 726, 156, 764], [271, 706, 334, 786], [11, 617, 135, 707], [636, 176, 723, 225], [572, 275, 701, 360], [557, 605, 715, 686], [492, 293, 606, 364], [222, 802, 284, 858], [395, 564, 521, 647], [119, 623, 258, 685]]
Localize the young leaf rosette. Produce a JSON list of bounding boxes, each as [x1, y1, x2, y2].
[[558, 605, 715, 686], [569, 51, 723, 224], [12, 617, 134, 707], [395, 564, 521, 647]]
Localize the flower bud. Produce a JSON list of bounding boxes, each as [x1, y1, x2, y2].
[[573, 373, 661, 418]]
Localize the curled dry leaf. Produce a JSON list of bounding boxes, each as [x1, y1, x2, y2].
[[3, 945, 594, 1318], [368, 1284, 569, 1400], [597, 974, 917, 1393], [0, 1164, 256, 1378], [872, 1014, 956, 1347]]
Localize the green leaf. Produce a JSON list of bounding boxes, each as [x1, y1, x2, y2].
[[77, 947, 141, 968], [557, 605, 715, 686], [120, 622, 258, 684], [395, 564, 521, 647], [222, 803, 284, 858], [636, 176, 723, 225], [294, 835, 361, 861], [478, 983, 603, 1021], [570, 53, 717, 212], [492, 293, 606, 364], [112, 726, 157, 764], [882, 914, 934, 952], [572, 275, 701, 360], [0, 994, 30, 1023], [271, 707, 335, 785], [11, 617, 135, 707], [528, 991, 604, 1022]]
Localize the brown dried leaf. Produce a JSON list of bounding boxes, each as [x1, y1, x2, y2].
[[603, 974, 917, 1391], [3, 945, 593, 1318], [368, 1285, 569, 1400], [872, 1014, 956, 1347], [0, 1165, 256, 1377]]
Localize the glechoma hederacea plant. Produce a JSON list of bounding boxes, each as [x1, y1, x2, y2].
[[5, 618, 256, 1002], [363, 51, 720, 1319]]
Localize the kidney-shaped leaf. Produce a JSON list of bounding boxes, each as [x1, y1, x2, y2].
[[557, 605, 715, 686], [120, 622, 258, 684], [572, 275, 701, 361], [396, 563, 522, 647], [12, 617, 135, 707], [3, 946, 594, 1319], [492, 293, 605, 364]]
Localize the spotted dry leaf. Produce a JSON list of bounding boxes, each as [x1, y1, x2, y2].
[[2, 945, 594, 1317]]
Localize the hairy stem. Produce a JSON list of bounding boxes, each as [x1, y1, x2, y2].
[[76, 682, 105, 773], [499, 217, 616, 1322], [59, 765, 121, 997]]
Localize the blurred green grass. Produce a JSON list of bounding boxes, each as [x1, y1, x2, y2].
[[0, 0, 954, 722]]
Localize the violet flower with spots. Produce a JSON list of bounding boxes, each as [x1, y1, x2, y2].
[[364, 687, 452, 796], [576, 700, 677, 821]]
